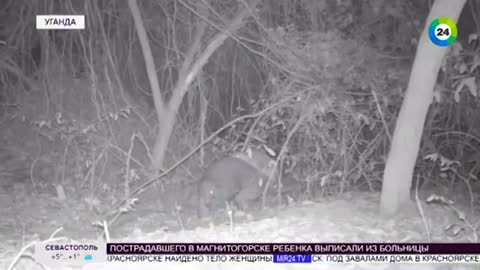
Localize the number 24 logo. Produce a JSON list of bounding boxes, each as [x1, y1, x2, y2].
[[436, 27, 450, 37]]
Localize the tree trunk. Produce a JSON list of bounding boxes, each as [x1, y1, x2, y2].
[[380, 0, 466, 216]]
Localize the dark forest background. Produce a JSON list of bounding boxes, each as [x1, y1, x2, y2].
[[0, 0, 480, 235]]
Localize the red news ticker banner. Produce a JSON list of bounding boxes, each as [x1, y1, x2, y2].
[[106, 243, 480, 255]]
